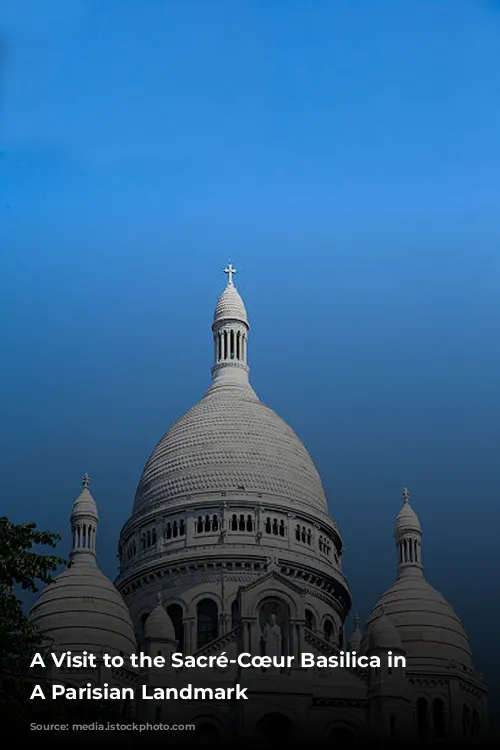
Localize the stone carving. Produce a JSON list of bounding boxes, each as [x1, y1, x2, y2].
[[262, 613, 282, 659]]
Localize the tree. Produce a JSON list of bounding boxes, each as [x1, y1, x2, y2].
[[0, 516, 65, 684]]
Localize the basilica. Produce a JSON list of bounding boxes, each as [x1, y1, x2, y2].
[[30, 267, 489, 743]]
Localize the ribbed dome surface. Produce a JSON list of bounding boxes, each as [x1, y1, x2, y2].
[[213, 282, 248, 324], [133, 386, 328, 515], [360, 573, 474, 671], [30, 565, 136, 656], [395, 502, 421, 534]]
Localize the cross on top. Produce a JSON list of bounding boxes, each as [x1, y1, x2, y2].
[[82, 473, 90, 489], [224, 263, 237, 284]]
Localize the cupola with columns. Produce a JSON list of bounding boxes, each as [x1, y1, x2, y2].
[[70, 473, 99, 566], [211, 263, 250, 388], [394, 488, 422, 576]]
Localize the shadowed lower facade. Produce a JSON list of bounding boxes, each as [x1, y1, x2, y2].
[[30, 267, 489, 743]]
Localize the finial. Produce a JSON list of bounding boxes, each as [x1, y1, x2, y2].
[[402, 486, 410, 504], [224, 263, 237, 285], [157, 592, 163, 606], [82, 473, 90, 490], [354, 613, 360, 629]]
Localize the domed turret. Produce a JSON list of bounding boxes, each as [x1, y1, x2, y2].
[[347, 614, 362, 651], [30, 475, 136, 657], [131, 265, 330, 518], [361, 488, 475, 672], [144, 593, 176, 643], [213, 264, 248, 325]]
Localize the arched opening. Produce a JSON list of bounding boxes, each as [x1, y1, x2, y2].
[[328, 725, 356, 743], [433, 698, 446, 737], [472, 709, 480, 736], [140, 612, 150, 636], [305, 609, 316, 631], [462, 705, 471, 737], [417, 697, 428, 737], [256, 713, 294, 745], [195, 721, 220, 739], [166, 603, 184, 651], [231, 599, 240, 628], [196, 599, 218, 649], [324, 619, 334, 643], [258, 597, 291, 657]]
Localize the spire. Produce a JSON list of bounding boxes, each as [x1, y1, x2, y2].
[[395, 486, 422, 577], [69, 474, 99, 566], [210, 265, 253, 391]]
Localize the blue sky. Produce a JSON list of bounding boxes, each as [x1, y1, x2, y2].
[[2, 0, 500, 696]]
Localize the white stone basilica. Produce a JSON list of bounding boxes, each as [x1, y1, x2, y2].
[[30, 266, 489, 743]]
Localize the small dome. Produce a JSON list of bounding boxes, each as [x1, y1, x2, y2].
[[213, 282, 248, 325], [361, 574, 474, 671], [144, 603, 176, 642], [29, 566, 136, 656], [368, 611, 403, 651], [71, 487, 98, 520], [395, 489, 421, 535], [347, 616, 362, 651]]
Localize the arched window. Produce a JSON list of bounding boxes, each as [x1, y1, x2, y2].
[[197, 599, 218, 649], [324, 620, 334, 642], [140, 612, 150, 635], [462, 705, 471, 737], [246, 514, 253, 531], [173, 520, 178, 537], [179, 519, 185, 536], [279, 520, 285, 536], [231, 514, 238, 531], [231, 599, 240, 628], [212, 514, 219, 531], [295, 524, 300, 541], [166, 603, 184, 652], [417, 698, 428, 737], [433, 698, 446, 738], [305, 609, 315, 631], [196, 516, 203, 533], [472, 709, 480, 736]]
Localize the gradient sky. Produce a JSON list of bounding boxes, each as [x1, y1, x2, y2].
[[2, 0, 500, 700]]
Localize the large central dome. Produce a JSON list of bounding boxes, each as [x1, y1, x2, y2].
[[133, 385, 328, 515], [133, 265, 328, 518]]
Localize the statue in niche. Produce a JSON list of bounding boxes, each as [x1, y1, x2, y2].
[[262, 613, 282, 659]]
